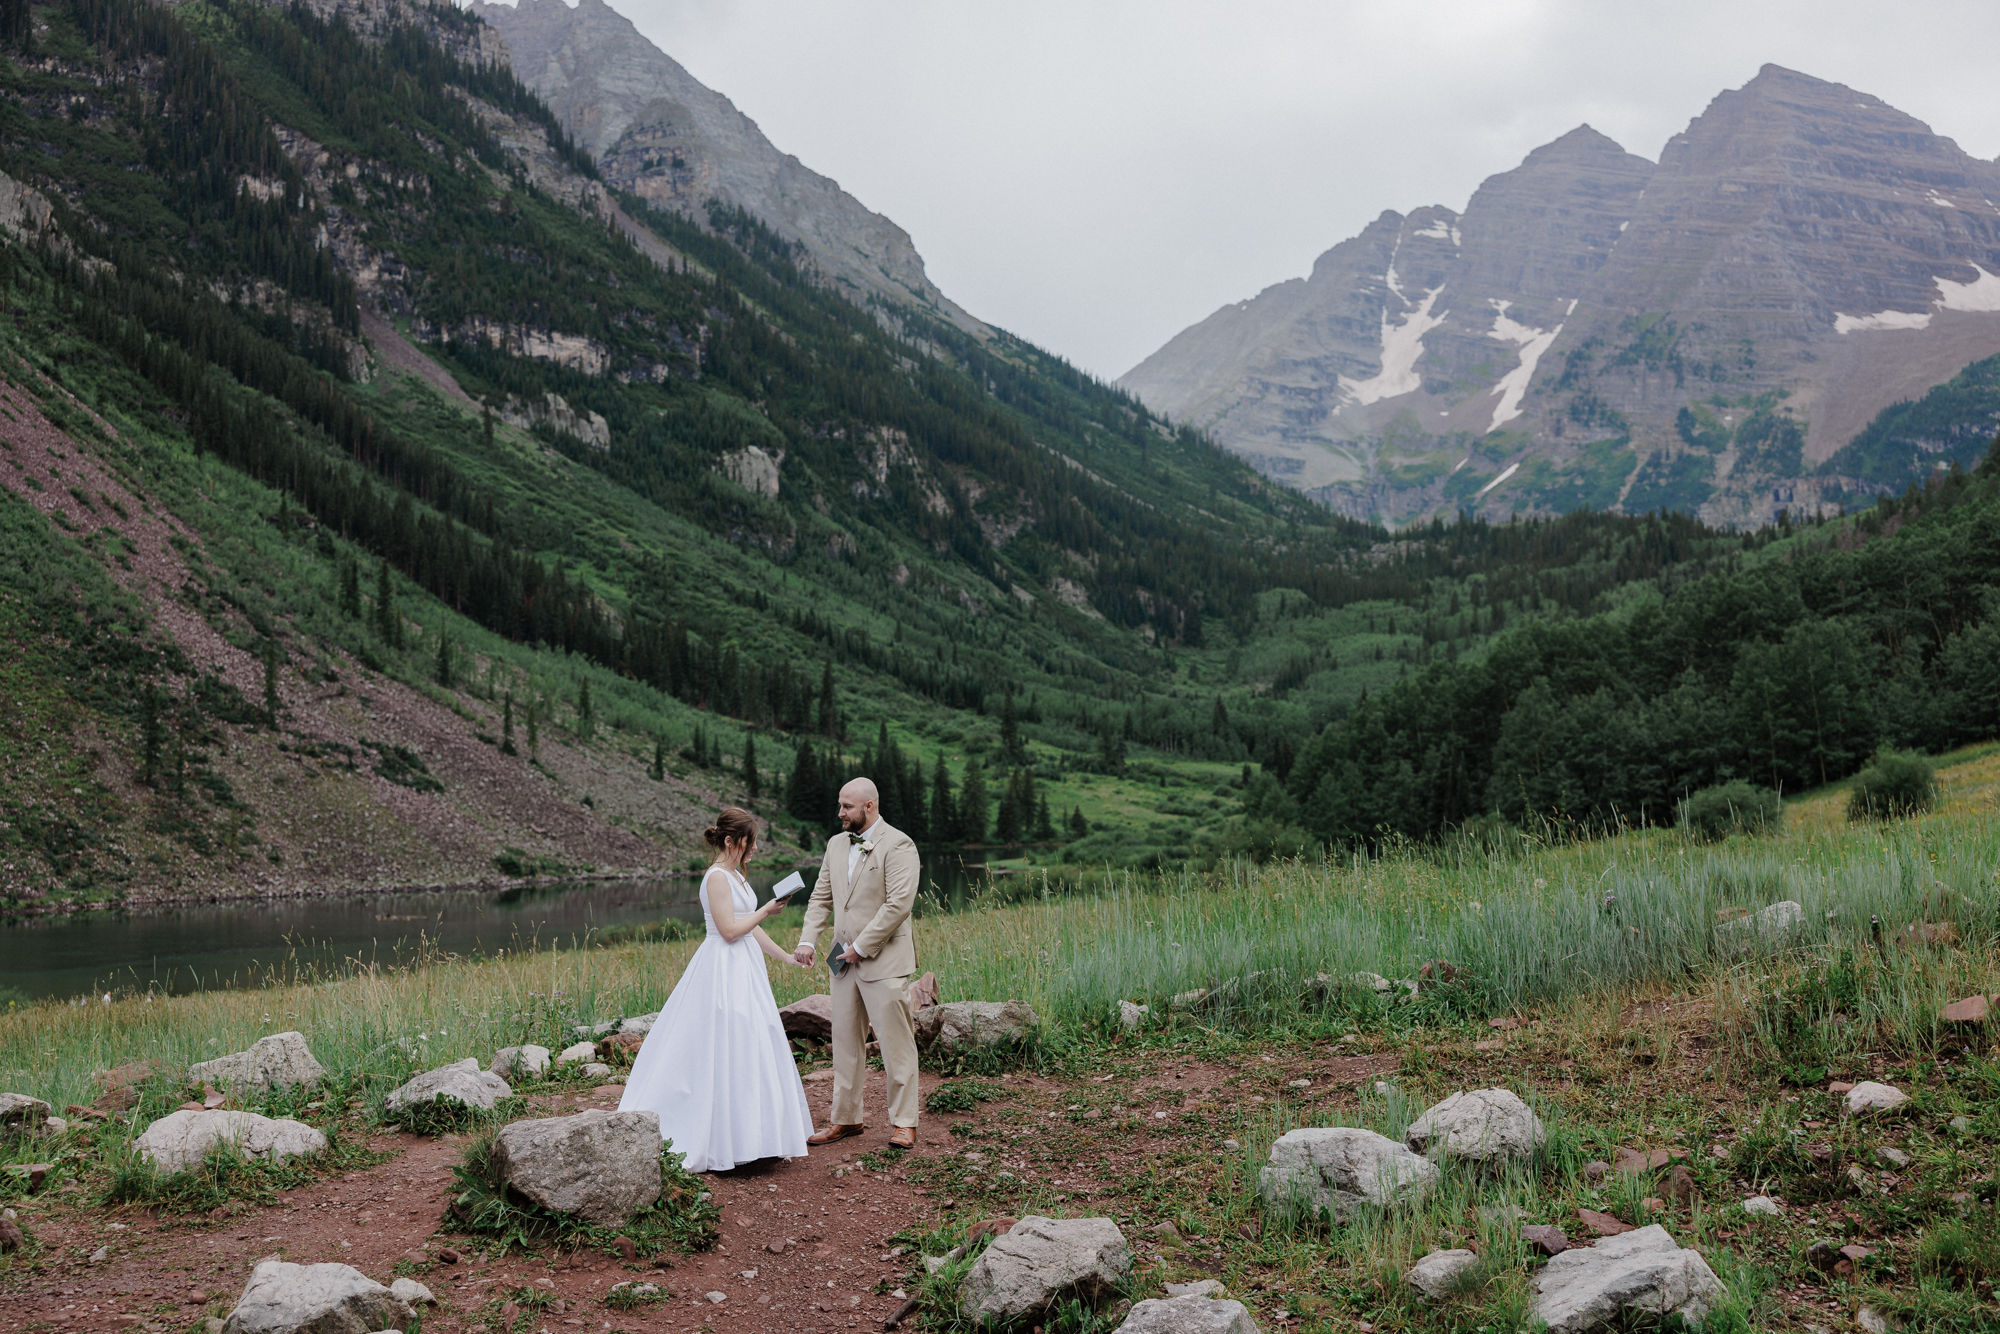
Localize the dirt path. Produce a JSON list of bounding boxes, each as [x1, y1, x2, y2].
[[9, 1071, 958, 1334]]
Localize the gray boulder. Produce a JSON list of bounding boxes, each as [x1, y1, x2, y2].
[[0, 1093, 51, 1130], [1530, 1224, 1726, 1334], [1715, 901, 1804, 955], [189, 1032, 326, 1092], [489, 1044, 551, 1078], [1844, 1082, 1910, 1117], [135, 1109, 327, 1176], [490, 1109, 663, 1226], [387, 1277, 434, 1305], [221, 1259, 413, 1334], [1119, 1000, 1151, 1031], [960, 1215, 1131, 1324], [1118, 1295, 1261, 1334], [1406, 1248, 1481, 1301], [779, 994, 834, 1042], [1405, 1088, 1546, 1165], [915, 1000, 1040, 1051], [618, 1013, 658, 1036], [384, 1059, 511, 1117], [1258, 1127, 1439, 1222], [554, 1040, 598, 1066]]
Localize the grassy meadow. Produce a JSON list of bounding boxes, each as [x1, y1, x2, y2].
[[3, 746, 1998, 1329]]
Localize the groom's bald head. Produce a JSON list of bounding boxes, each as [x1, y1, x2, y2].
[[838, 778, 879, 833]]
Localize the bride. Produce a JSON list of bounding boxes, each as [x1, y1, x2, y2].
[[619, 806, 813, 1171]]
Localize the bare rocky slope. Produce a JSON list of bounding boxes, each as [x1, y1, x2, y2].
[[471, 0, 982, 334], [1122, 65, 2000, 526]]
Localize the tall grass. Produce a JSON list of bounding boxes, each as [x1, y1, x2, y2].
[[3, 806, 1995, 1109]]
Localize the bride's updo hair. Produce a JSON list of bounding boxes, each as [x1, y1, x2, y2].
[[702, 805, 757, 856]]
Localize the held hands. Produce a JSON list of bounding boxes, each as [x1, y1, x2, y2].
[[790, 943, 815, 968]]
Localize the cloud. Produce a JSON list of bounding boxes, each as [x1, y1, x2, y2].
[[600, 0, 2000, 377]]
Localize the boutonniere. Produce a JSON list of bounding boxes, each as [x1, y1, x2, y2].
[[856, 835, 878, 856]]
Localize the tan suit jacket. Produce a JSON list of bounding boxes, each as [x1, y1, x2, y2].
[[798, 821, 919, 982]]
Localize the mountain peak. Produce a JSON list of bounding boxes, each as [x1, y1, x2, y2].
[[1532, 124, 1632, 159]]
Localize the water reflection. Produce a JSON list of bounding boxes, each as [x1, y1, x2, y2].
[[0, 855, 1015, 1000]]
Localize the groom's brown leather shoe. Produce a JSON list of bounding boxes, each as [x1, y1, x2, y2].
[[888, 1126, 916, 1150], [807, 1123, 865, 1146]]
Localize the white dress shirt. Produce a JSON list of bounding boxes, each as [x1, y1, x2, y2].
[[842, 820, 883, 957]]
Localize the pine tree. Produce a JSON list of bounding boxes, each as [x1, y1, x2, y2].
[[999, 691, 1025, 765], [787, 740, 819, 820], [743, 731, 759, 799], [434, 633, 453, 688], [501, 692, 517, 755], [338, 558, 361, 619], [957, 761, 988, 845], [482, 399, 495, 447], [1068, 806, 1089, 837], [995, 768, 1026, 843], [262, 635, 281, 727], [576, 678, 594, 741], [527, 701, 540, 758], [817, 661, 837, 737], [1033, 793, 1055, 841], [1210, 696, 1230, 737], [373, 559, 400, 649], [1098, 723, 1125, 774], [929, 754, 955, 844], [649, 734, 664, 780]]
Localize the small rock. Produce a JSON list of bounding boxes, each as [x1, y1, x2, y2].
[[1858, 1304, 1895, 1333], [1877, 1146, 1911, 1169], [1641, 1196, 1666, 1213], [924, 1255, 950, 1275], [1404, 1088, 1546, 1165], [1582, 1160, 1610, 1183], [2, 1163, 49, 1192], [90, 1244, 108, 1263], [43, 1116, 68, 1137], [1844, 1082, 1909, 1117], [1714, 900, 1804, 955], [1950, 1115, 1972, 1133], [388, 1276, 434, 1304], [572, 1020, 616, 1038], [959, 1216, 1131, 1324], [1575, 1207, 1633, 1237], [1664, 1165, 1697, 1202], [1259, 1127, 1439, 1222], [1405, 1248, 1480, 1301], [554, 1040, 598, 1066], [1804, 1240, 1840, 1272], [618, 1012, 658, 1036], [1371, 1082, 1396, 1098], [1118, 1000, 1150, 1031], [1941, 994, 1990, 1024], [1164, 1280, 1223, 1298], [914, 1000, 1041, 1051], [1117, 1295, 1259, 1334], [384, 1059, 511, 1119], [1742, 1195, 1781, 1216], [134, 1110, 326, 1176], [580, 1062, 614, 1079], [704, 1291, 727, 1304], [189, 1033, 325, 1093], [0, 1093, 52, 1129], [489, 1045, 552, 1078], [1417, 958, 1462, 989], [490, 1109, 665, 1226], [95, 1059, 165, 1110], [0, 1217, 24, 1252], [1521, 1224, 1570, 1256], [907, 972, 940, 1013], [1287, 1078, 1311, 1088], [1828, 1081, 1855, 1094], [1530, 1224, 1725, 1334], [1840, 1244, 1874, 1264], [1478, 1203, 1526, 1228]]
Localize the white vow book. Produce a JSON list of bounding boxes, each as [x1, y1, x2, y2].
[[766, 871, 805, 908]]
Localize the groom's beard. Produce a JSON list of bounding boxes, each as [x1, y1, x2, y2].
[[840, 813, 867, 834]]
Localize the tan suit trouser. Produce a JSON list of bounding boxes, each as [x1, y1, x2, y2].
[[830, 967, 921, 1129]]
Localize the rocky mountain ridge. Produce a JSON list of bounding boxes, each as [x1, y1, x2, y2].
[[471, 0, 982, 335], [1122, 65, 2000, 526]]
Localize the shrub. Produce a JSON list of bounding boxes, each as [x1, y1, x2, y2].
[[924, 1079, 1005, 1114], [1678, 781, 1782, 842], [1846, 751, 1937, 822]]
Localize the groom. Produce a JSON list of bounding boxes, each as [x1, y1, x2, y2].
[[792, 777, 922, 1149]]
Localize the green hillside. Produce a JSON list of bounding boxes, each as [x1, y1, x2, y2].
[[0, 0, 1817, 910]]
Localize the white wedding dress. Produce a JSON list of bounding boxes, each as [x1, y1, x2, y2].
[[618, 867, 813, 1171]]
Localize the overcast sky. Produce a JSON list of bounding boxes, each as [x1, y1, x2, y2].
[[594, 1, 2000, 380]]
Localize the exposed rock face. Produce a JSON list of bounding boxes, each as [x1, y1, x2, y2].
[[914, 1000, 1041, 1051], [490, 1109, 663, 1226], [221, 1258, 414, 1334], [135, 1110, 327, 1176], [1404, 1088, 1547, 1165], [959, 1216, 1132, 1324], [384, 1059, 512, 1117], [1529, 1224, 1726, 1334], [470, 0, 980, 334], [499, 391, 610, 450], [1258, 1127, 1439, 1222], [1118, 1294, 1262, 1333], [1122, 66, 2000, 526], [188, 1032, 326, 1092]]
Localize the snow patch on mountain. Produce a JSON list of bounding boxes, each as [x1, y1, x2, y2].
[[1836, 264, 2000, 333], [1340, 286, 1445, 407], [1476, 461, 1521, 496], [1484, 300, 1565, 432]]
